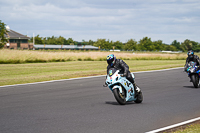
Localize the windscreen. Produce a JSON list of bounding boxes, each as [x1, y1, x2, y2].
[[107, 68, 117, 77], [188, 61, 196, 68]]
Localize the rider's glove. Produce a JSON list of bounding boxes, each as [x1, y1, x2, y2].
[[123, 72, 127, 77], [103, 82, 108, 87], [197, 66, 200, 70], [184, 68, 187, 72], [184, 66, 187, 72]]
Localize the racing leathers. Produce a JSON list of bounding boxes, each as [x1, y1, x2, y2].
[[107, 59, 139, 94], [184, 55, 200, 71]]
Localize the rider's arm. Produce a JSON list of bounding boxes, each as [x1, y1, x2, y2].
[[185, 57, 189, 65], [107, 65, 110, 74], [119, 59, 129, 76], [195, 55, 200, 66], [184, 57, 189, 71]]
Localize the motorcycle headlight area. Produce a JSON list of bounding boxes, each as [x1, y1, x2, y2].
[[107, 74, 119, 84], [190, 68, 195, 73], [113, 74, 119, 82]]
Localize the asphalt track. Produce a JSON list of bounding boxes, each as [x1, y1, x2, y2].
[[1, 68, 200, 133]]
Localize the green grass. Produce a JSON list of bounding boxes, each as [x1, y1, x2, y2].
[[164, 123, 200, 133], [0, 60, 184, 86]]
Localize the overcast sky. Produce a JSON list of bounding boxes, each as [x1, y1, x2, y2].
[[0, 0, 200, 44]]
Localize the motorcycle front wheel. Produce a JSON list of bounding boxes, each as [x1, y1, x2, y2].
[[191, 74, 199, 88], [113, 88, 126, 105]]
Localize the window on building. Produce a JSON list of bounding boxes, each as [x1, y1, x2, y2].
[[21, 40, 28, 43], [9, 39, 16, 43]]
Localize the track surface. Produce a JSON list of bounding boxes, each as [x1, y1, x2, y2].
[[1, 68, 200, 133]]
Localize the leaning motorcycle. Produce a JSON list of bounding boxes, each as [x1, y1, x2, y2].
[[186, 61, 200, 88], [103, 68, 143, 105]]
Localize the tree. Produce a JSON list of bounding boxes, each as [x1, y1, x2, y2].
[[88, 40, 95, 46], [93, 39, 112, 50], [0, 20, 8, 48], [138, 37, 153, 51], [113, 41, 123, 50], [152, 40, 166, 51], [190, 41, 199, 52], [80, 40, 95, 46], [34, 35, 44, 44], [165, 45, 177, 51], [180, 39, 193, 52], [65, 38, 74, 45], [124, 39, 137, 51], [171, 40, 180, 51]]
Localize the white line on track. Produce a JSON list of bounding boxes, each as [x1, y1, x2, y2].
[[0, 67, 183, 88], [146, 117, 200, 133], [133, 67, 183, 73]]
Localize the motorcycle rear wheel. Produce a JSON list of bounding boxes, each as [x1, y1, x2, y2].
[[191, 74, 199, 88], [134, 92, 143, 103], [113, 88, 126, 105]]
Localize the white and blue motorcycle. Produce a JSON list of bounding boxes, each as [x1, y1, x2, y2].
[[103, 68, 143, 105]]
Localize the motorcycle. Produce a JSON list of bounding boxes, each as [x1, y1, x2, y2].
[[103, 67, 143, 105], [186, 61, 200, 88]]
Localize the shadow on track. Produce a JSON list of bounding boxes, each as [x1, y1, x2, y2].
[[183, 86, 198, 89], [105, 101, 136, 105]]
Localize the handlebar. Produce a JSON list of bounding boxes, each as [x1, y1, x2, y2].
[[103, 82, 108, 87], [103, 84, 108, 87]]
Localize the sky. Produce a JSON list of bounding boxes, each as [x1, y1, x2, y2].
[[0, 0, 200, 44]]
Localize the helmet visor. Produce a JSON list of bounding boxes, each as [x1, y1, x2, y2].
[[107, 59, 114, 66], [189, 55, 194, 58]]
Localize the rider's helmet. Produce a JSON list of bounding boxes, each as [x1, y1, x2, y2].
[[107, 54, 116, 66], [187, 50, 194, 58]]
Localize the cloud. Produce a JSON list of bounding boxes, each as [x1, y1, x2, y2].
[[0, 0, 200, 44]]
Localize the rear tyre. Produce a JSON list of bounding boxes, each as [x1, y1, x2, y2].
[[191, 74, 199, 88], [134, 85, 143, 103], [134, 92, 143, 103], [113, 88, 126, 105]]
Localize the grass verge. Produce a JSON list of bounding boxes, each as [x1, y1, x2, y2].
[[0, 60, 184, 86], [0, 49, 188, 64], [163, 122, 200, 133]]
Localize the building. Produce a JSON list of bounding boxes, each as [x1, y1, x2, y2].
[[3, 26, 98, 50], [4, 26, 32, 49], [33, 44, 99, 50]]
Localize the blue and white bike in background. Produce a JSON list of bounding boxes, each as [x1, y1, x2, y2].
[[186, 61, 200, 88], [103, 68, 143, 105]]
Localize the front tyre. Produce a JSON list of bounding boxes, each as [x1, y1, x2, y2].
[[113, 88, 126, 105], [191, 74, 199, 88]]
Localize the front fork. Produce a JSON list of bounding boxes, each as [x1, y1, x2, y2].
[[113, 85, 122, 93]]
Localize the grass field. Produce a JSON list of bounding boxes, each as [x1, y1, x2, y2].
[[0, 60, 184, 86], [0, 49, 188, 63]]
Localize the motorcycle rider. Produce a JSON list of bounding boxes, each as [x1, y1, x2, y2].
[[106, 54, 140, 96], [184, 50, 200, 71]]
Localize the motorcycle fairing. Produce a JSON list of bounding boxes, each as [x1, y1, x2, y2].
[[106, 70, 136, 102]]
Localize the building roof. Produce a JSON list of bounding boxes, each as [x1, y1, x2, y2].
[[34, 45, 99, 50], [4, 30, 30, 39]]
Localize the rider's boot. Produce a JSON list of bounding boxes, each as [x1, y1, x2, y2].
[[132, 82, 140, 98], [189, 77, 192, 82], [127, 73, 140, 97]]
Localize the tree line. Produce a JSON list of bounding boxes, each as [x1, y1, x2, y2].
[[1, 20, 199, 52], [31, 35, 200, 52]]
